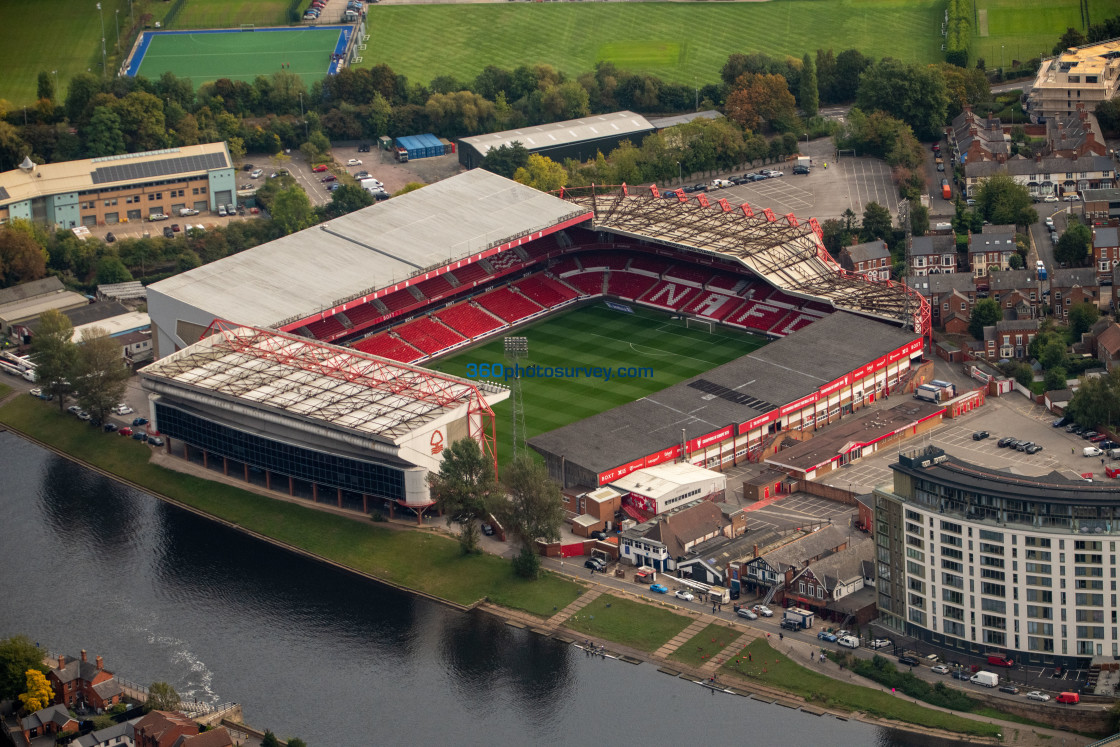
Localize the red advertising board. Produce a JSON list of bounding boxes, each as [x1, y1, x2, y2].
[[687, 425, 733, 452]]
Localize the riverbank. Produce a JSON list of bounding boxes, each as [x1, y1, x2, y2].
[[0, 392, 1092, 744]]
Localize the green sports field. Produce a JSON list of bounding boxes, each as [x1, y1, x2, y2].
[[134, 28, 345, 87], [973, 0, 1120, 68], [429, 303, 766, 468], [364, 0, 945, 87]]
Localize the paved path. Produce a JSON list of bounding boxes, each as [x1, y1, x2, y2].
[[699, 632, 755, 675], [546, 589, 600, 628]]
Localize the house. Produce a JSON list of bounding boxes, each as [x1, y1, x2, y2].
[[988, 268, 1041, 318], [133, 711, 199, 747], [0, 276, 89, 339], [947, 107, 1011, 164], [1097, 323, 1120, 372], [1047, 106, 1107, 159], [1084, 188, 1120, 222], [969, 225, 1017, 278], [907, 273, 976, 331], [1028, 40, 1120, 121], [908, 234, 958, 276], [74, 720, 137, 747], [48, 650, 123, 711], [1093, 226, 1120, 282], [619, 499, 744, 571], [119, 330, 155, 365], [1049, 267, 1101, 320], [737, 524, 852, 598], [676, 531, 763, 587], [963, 154, 1115, 200], [840, 240, 892, 281], [785, 538, 876, 623], [981, 319, 1040, 361], [180, 728, 234, 747], [20, 704, 80, 742]]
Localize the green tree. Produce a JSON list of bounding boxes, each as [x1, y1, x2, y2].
[[799, 53, 819, 118], [1040, 338, 1067, 370], [480, 142, 529, 179], [1054, 27, 1088, 55], [271, 187, 316, 235], [73, 326, 131, 424], [261, 732, 281, 747], [96, 255, 132, 285], [909, 200, 930, 237], [513, 154, 567, 192], [1008, 253, 1024, 270], [860, 202, 893, 243], [1013, 363, 1033, 388], [968, 298, 1003, 339], [287, 738, 307, 747], [856, 58, 949, 141], [495, 455, 566, 579], [84, 106, 126, 157], [324, 184, 374, 219], [0, 636, 48, 702], [30, 309, 77, 410], [428, 438, 497, 555], [19, 669, 54, 714], [145, 681, 181, 713], [1055, 223, 1093, 267], [1044, 367, 1068, 391], [1066, 369, 1120, 428], [37, 71, 55, 103], [1070, 301, 1101, 337], [974, 173, 1037, 227], [112, 91, 168, 152]]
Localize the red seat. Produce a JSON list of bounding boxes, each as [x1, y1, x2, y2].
[[707, 273, 746, 292], [395, 318, 466, 355], [414, 275, 455, 300], [380, 289, 418, 312], [725, 300, 787, 331], [451, 263, 490, 286], [565, 272, 605, 296], [435, 303, 504, 338], [351, 334, 424, 363], [342, 302, 383, 330], [607, 271, 658, 300], [304, 315, 345, 340], [638, 280, 699, 310], [515, 274, 578, 308], [576, 251, 629, 271], [685, 292, 743, 321], [665, 264, 714, 286], [771, 312, 817, 336], [552, 256, 582, 276], [476, 287, 544, 323], [627, 254, 673, 275]]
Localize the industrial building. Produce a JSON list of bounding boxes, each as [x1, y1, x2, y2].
[[457, 111, 655, 169]]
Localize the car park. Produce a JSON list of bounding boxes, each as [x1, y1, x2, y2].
[[752, 604, 773, 617], [817, 631, 838, 642], [650, 583, 668, 594], [972, 431, 989, 440], [931, 664, 950, 674], [1027, 691, 1050, 701], [898, 655, 920, 667], [674, 589, 694, 602], [735, 607, 757, 620]]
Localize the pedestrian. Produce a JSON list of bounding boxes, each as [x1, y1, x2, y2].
[[779, 632, 784, 641], [748, 652, 753, 662]]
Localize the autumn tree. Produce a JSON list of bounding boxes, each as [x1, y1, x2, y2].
[[30, 309, 78, 410], [19, 669, 53, 713], [0, 636, 47, 702], [145, 681, 181, 713], [428, 438, 497, 554], [0, 222, 47, 287], [73, 326, 131, 423], [725, 73, 797, 132], [513, 154, 567, 192], [494, 455, 566, 579]]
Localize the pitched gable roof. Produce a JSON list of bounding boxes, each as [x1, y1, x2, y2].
[[757, 525, 850, 573], [1098, 323, 1120, 356], [792, 538, 874, 591], [21, 704, 75, 732], [648, 501, 727, 558]]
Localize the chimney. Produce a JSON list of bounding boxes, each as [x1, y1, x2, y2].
[[80, 650, 87, 662], [1036, 154, 1043, 164], [58, 655, 65, 669], [96, 656, 103, 671], [753, 544, 759, 558]]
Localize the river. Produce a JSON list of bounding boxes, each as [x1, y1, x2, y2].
[[0, 432, 966, 746]]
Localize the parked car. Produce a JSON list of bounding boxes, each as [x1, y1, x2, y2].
[[650, 583, 668, 594], [674, 589, 695, 602], [163, 227, 174, 238], [1027, 691, 1051, 702], [779, 618, 801, 631], [171, 223, 181, 233], [816, 631, 838, 642], [752, 604, 773, 617], [355, 171, 371, 179], [312, 164, 329, 173], [972, 431, 989, 441], [105, 232, 116, 243], [118, 427, 133, 436], [589, 530, 608, 540], [149, 213, 169, 221], [760, 169, 783, 178], [1067, 423, 1081, 433], [952, 669, 971, 680], [480, 523, 494, 536], [870, 638, 892, 649], [103, 423, 118, 432], [735, 607, 758, 620], [999, 685, 1021, 694], [997, 437, 1014, 447], [111, 403, 133, 415], [931, 664, 950, 674], [68, 405, 81, 414], [321, 175, 337, 183], [898, 655, 921, 667], [1085, 447, 1103, 458], [1063, 193, 1081, 202], [1091, 433, 1108, 442], [148, 436, 165, 447], [837, 635, 860, 649], [358, 143, 371, 152], [1043, 194, 1060, 202], [347, 159, 363, 166], [132, 431, 148, 442], [584, 557, 606, 571], [793, 165, 810, 175], [1056, 691, 1080, 704], [250, 169, 263, 178], [1083, 431, 1099, 440], [1026, 444, 1043, 454], [1052, 417, 1068, 427], [1016, 441, 1033, 452]]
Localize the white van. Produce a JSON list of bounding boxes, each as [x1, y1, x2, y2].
[[970, 671, 999, 687], [710, 179, 733, 189], [1085, 446, 1103, 458], [837, 635, 860, 649], [1109, 448, 1120, 459]]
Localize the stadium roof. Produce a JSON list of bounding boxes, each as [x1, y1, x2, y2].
[[529, 312, 918, 475], [0, 143, 231, 206], [150, 169, 589, 328], [459, 111, 654, 157], [564, 189, 920, 326], [140, 322, 508, 443]]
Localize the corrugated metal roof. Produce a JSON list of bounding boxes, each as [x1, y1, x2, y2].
[[460, 111, 654, 156]]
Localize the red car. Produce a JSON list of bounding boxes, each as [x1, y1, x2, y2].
[[312, 165, 329, 173], [1091, 433, 1108, 442], [118, 427, 133, 437]]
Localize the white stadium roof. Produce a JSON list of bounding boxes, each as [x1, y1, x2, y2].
[[459, 111, 654, 157], [149, 169, 587, 328]]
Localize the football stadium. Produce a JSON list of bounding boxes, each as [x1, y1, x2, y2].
[[143, 169, 930, 516]]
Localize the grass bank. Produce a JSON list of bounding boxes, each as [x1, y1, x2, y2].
[[565, 595, 690, 651], [669, 623, 740, 669], [0, 394, 582, 617], [721, 640, 1002, 738]]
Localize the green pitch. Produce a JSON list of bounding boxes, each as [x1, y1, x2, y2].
[[363, 0, 945, 87], [160, 0, 299, 30], [135, 28, 344, 87], [430, 303, 767, 468], [972, 0, 1120, 68]]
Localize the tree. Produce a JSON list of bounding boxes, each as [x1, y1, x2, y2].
[[323, 184, 373, 219], [494, 455, 565, 579], [860, 202, 893, 243], [1044, 367, 1068, 392], [84, 106, 126, 157], [1040, 338, 1067, 370], [30, 309, 77, 410], [480, 142, 529, 178], [96, 256, 132, 285], [513, 154, 567, 192], [271, 187, 315, 235], [1054, 27, 1088, 55], [145, 681, 181, 713], [1066, 368, 1120, 428], [73, 326, 131, 424], [112, 92, 167, 152], [969, 298, 1003, 339], [1055, 223, 1092, 267], [799, 53, 819, 118], [428, 438, 497, 554], [0, 223, 47, 286], [856, 59, 949, 141], [19, 669, 53, 713], [37, 71, 55, 103], [261, 732, 281, 747], [974, 173, 1037, 226], [725, 73, 798, 132], [909, 200, 930, 237], [1013, 363, 1033, 388], [1008, 252, 1024, 270], [287, 738, 307, 747], [0, 636, 47, 702], [1070, 301, 1101, 337]]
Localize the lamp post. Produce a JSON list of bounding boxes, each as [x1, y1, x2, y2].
[[51, 70, 58, 100], [1002, 45, 1005, 70], [129, 0, 134, 26], [115, 9, 120, 55], [676, 161, 681, 183], [96, 3, 106, 77]]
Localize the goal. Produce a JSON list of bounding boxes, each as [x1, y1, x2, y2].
[[685, 318, 712, 333]]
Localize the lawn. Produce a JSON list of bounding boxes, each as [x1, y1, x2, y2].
[[430, 302, 766, 469], [669, 622, 740, 668], [0, 394, 584, 617], [972, 0, 1120, 68], [720, 639, 1002, 738], [363, 0, 945, 87], [163, 0, 299, 30], [564, 594, 691, 651]]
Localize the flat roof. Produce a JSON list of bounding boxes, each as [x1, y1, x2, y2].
[[72, 311, 150, 341], [0, 292, 89, 324], [150, 169, 589, 327], [0, 143, 230, 205], [529, 312, 918, 475], [459, 111, 654, 157], [610, 462, 724, 497], [140, 323, 508, 443]]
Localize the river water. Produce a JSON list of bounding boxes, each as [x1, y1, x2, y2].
[[0, 432, 967, 746]]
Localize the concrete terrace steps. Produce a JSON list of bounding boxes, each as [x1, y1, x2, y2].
[[698, 631, 756, 674], [652, 617, 708, 660]]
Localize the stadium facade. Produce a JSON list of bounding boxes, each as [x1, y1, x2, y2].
[[875, 445, 1120, 669], [146, 169, 930, 511]]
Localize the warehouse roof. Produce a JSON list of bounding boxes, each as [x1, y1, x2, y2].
[[459, 111, 654, 157], [149, 169, 589, 328]]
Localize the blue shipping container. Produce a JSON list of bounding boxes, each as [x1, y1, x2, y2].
[[395, 134, 444, 160], [418, 133, 443, 158]]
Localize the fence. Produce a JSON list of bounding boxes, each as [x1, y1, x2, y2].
[[162, 0, 188, 29], [792, 480, 857, 505]]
